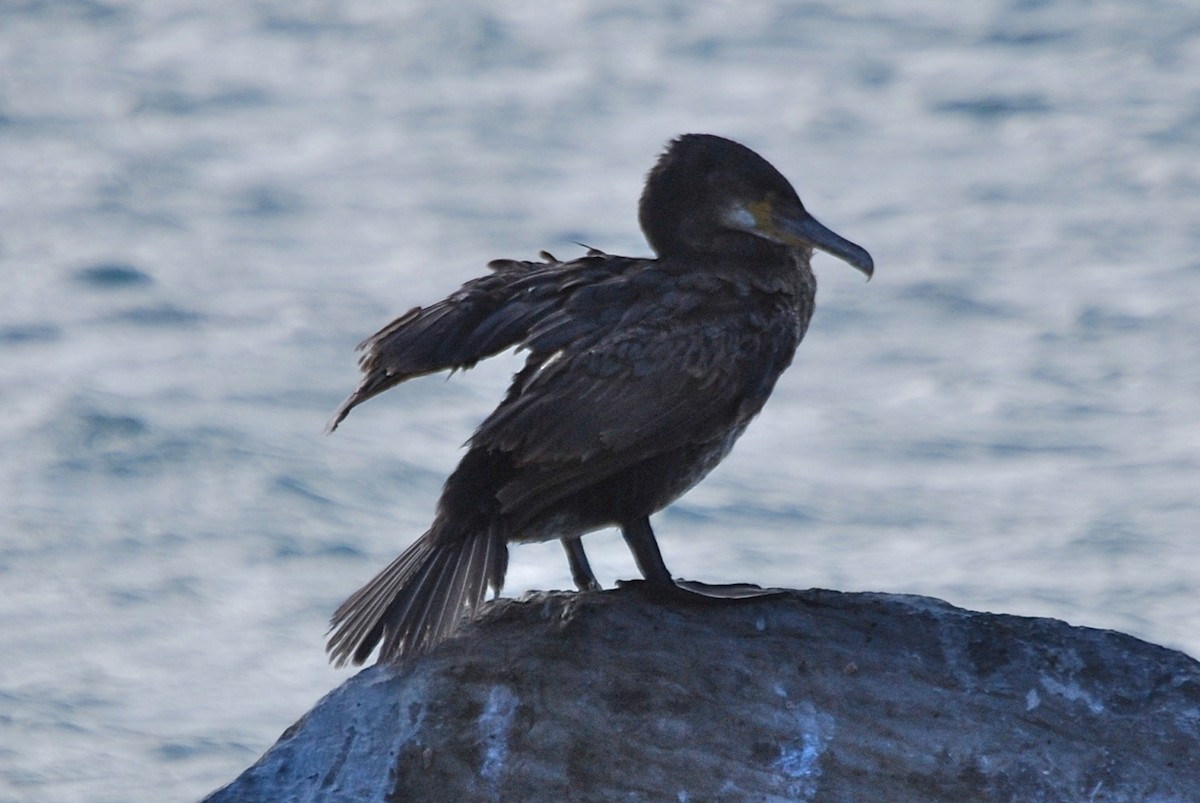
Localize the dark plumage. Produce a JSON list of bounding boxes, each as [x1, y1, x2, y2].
[[326, 134, 873, 666]]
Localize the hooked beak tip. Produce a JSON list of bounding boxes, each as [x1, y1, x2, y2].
[[855, 253, 875, 281], [780, 210, 874, 280]]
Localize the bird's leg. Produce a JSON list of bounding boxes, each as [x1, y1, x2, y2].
[[561, 537, 601, 592], [620, 516, 675, 587], [621, 515, 788, 602]]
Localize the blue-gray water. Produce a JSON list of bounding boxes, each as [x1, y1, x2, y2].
[[2, 1, 1198, 800]]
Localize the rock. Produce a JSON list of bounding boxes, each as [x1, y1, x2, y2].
[[204, 587, 1200, 802]]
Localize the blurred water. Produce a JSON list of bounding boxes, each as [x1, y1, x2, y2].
[[2, 1, 1198, 800]]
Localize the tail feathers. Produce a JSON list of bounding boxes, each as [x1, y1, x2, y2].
[[327, 524, 508, 666]]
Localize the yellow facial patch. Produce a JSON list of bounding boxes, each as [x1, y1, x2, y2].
[[745, 197, 775, 232]]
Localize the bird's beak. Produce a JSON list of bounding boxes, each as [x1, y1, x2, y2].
[[737, 198, 874, 279]]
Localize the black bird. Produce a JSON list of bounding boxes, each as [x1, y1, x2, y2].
[[326, 134, 873, 666]]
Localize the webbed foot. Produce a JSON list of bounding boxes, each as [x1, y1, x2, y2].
[[616, 578, 786, 606]]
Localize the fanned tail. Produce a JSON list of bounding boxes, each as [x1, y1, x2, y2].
[[326, 522, 508, 666]]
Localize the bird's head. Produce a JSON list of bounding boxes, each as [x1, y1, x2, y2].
[[639, 134, 873, 279]]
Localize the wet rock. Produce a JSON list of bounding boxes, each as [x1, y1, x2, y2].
[[204, 587, 1200, 802]]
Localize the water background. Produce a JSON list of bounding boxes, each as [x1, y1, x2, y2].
[[2, 1, 1198, 800]]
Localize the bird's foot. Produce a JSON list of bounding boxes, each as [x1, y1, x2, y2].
[[675, 579, 789, 599], [616, 578, 787, 606]]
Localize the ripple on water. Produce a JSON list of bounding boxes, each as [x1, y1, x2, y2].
[[898, 280, 1018, 320], [110, 305, 204, 327], [1074, 306, 1149, 336], [50, 403, 250, 479], [0, 324, 61, 344], [72, 262, 154, 289], [931, 94, 1053, 120]]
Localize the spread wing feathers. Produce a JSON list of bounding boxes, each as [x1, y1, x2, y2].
[[327, 251, 645, 431], [326, 521, 508, 666], [476, 303, 800, 519]]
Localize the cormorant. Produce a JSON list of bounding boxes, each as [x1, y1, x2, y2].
[[326, 133, 873, 666]]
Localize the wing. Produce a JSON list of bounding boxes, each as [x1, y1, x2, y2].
[[327, 251, 642, 431], [472, 276, 803, 521]]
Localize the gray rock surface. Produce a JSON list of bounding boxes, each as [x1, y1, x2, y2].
[[204, 587, 1200, 802]]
